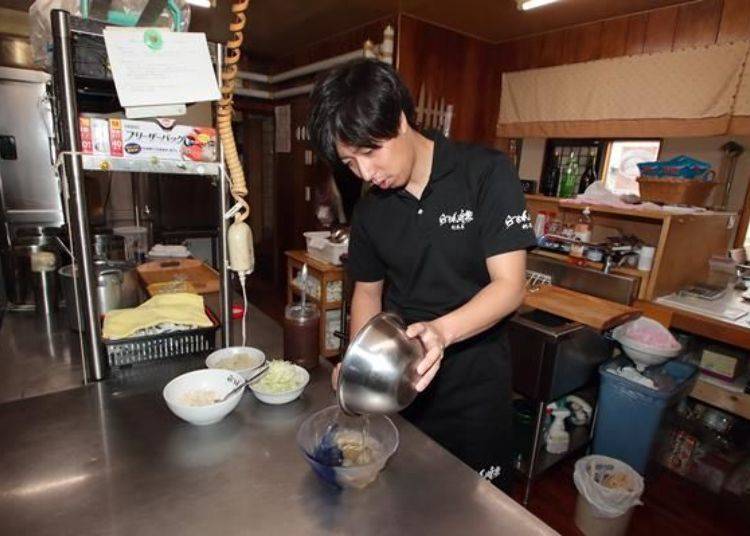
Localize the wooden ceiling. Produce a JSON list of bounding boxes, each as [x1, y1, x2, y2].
[[7, 0, 693, 60], [401, 0, 692, 43], [231, 0, 691, 60]]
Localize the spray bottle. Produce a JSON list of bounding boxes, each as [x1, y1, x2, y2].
[[545, 405, 571, 454]]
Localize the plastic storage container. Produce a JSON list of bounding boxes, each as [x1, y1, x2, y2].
[[284, 303, 320, 369], [592, 358, 698, 474], [113, 225, 148, 263], [303, 231, 348, 266]]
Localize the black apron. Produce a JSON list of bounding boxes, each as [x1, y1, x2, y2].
[[399, 321, 515, 491]]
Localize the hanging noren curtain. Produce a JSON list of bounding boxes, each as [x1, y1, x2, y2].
[[497, 41, 750, 139]]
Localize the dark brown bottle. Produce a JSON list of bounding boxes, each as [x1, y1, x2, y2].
[[284, 304, 320, 369], [578, 151, 598, 194], [541, 149, 562, 197]]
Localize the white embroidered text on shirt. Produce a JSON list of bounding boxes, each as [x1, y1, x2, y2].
[[504, 210, 532, 230], [439, 208, 474, 231]]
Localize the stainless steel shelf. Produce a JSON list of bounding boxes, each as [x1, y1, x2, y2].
[[81, 155, 221, 176], [52, 8, 231, 382]]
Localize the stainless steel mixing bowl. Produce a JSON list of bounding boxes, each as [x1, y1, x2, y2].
[[337, 312, 424, 415]]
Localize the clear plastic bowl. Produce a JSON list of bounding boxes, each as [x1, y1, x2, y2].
[[296, 405, 399, 489]]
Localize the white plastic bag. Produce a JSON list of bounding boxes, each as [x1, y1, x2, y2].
[[30, 1, 82, 67], [29, 0, 191, 69], [574, 455, 644, 518], [615, 316, 680, 351]]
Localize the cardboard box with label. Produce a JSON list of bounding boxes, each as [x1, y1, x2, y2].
[[109, 119, 217, 162]]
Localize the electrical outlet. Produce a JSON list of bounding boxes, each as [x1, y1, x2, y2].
[[305, 186, 311, 201]]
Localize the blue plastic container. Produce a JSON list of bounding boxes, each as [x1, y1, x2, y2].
[[592, 358, 697, 475]]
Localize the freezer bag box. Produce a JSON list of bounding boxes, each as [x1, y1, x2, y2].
[[79, 116, 111, 155], [108, 119, 217, 162]]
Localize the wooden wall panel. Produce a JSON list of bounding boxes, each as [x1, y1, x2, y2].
[[272, 15, 397, 73], [397, 15, 496, 143], [574, 22, 603, 63], [559, 27, 581, 65], [509, 35, 543, 72], [718, 0, 750, 43], [539, 31, 565, 67], [673, 0, 722, 49], [643, 6, 679, 53], [625, 13, 648, 55], [600, 17, 630, 59]]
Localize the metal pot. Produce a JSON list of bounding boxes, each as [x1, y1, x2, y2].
[[92, 233, 126, 261], [336, 312, 424, 415], [58, 260, 141, 331]]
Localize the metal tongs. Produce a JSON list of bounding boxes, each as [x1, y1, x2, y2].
[[213, 362, 269, 404]]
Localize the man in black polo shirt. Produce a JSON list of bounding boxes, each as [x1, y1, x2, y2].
[[308, 59, 535, 491]]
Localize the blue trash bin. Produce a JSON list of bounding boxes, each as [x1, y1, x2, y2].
[[592, 357, 697, 475]]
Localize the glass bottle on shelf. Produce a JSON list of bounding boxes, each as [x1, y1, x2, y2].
[[578, 149, 598, 194], [541, 148, 562, 197], [558, 152, 579, 198], [570, 208, 592, 258]]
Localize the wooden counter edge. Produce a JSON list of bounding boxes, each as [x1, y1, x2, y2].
[[634, 300, 750, 351]]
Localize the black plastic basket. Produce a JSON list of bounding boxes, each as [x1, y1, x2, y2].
[[103, 307, 220, 367]]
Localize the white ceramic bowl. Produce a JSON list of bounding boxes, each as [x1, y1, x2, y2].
[[250, 365, 310, 405], [205, 346, 266, 380], [163, 369, 246, 426]]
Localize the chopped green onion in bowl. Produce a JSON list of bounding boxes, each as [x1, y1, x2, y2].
[[252, 360, 305, 394]]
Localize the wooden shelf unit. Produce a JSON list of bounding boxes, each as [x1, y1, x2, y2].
[[525, 195, 735, 301], [690, 378, 750, 421], [285, 250, 344, 359]]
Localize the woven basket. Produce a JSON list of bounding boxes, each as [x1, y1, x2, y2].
[[636, 176, 717, 206]]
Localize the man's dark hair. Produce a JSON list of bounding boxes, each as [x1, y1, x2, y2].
[[308, 58, 417, 166]]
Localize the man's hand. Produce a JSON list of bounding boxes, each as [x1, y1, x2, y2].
[[331, 363, 341, 391], [406, 321, 447, 392]]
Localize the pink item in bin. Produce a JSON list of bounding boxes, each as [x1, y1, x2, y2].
[[612, 317, 682, 370], [622, 319, 681, 351]]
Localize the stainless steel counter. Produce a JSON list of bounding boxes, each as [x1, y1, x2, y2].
[[0, 293, 283, 404], [0, 311, 83, 404], [0, 360, 557, 535]]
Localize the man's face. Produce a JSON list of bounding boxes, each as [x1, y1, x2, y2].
[[335, 114, 414, 190]]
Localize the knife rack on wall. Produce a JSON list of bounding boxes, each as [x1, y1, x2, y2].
[[415, 82, 453, 138]]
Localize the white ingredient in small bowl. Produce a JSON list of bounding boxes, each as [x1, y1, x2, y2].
[[217, 354, 256, 371], [180, 389, 217, 407]]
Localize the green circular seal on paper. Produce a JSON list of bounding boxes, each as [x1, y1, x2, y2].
[[144, 29, 163, 51]]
